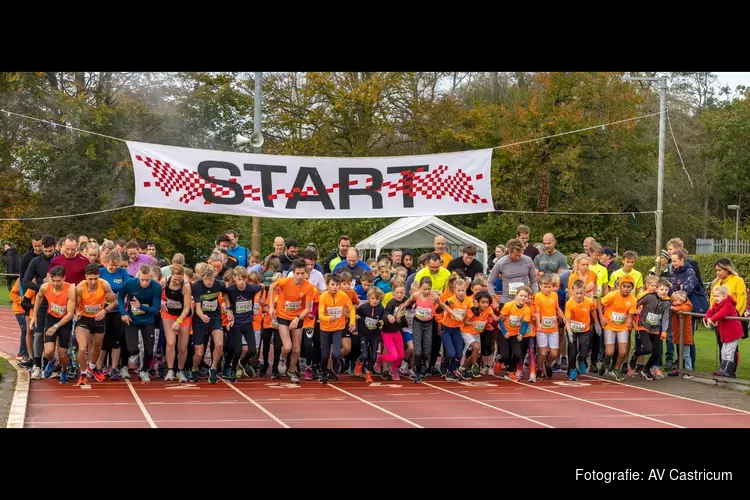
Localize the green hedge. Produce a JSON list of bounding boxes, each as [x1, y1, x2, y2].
[[623, 253, 750, 283]]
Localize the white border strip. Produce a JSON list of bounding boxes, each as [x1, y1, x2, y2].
[[222, 379, 290, 428], [125, 379, 157, 428], [1, 351, 29, 428], [327, 383, 424, 428]]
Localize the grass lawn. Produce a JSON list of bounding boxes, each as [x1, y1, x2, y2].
[[0, 286, 8, 306], [691, 327, 749, 380]]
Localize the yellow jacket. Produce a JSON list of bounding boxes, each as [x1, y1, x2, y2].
[[709, 274, 747, 316]]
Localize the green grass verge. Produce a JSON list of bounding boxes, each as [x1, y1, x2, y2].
[[691, 327, 749, 380], [0, 286, 8, 306]]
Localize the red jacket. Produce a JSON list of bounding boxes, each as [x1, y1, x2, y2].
[[705, 296, 743, 343]]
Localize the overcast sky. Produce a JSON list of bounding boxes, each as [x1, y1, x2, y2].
[[714, 72, 750, 92]]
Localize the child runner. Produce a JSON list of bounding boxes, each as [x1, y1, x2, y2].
[[565, 280, 600, 380], [597, 274, 637, 380], [535, 273, 566, 379], [318, 274, 356, 384], [498, 285, 533, 381], [160, 264, 193, 382], [627, 275, 658, 377], [224, 266, 264, 382], [374, 278, 408, 380], [631, 278, 671, 380], [440, 277, 474, 381], [461, 290, 501, 379], [354, 287, 386, 383]]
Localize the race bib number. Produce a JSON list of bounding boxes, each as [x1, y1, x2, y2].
[[165, 298, 182, 309], [201, 299, 217, 312], [364, 316, 379, 330], [113, 279, 123, 284], [610, 312, 626, 324], [452, 308, 466, 321], [50, 303, 66, 316], [541, 316, 556, 329], [253, 302, 260, 315], [509, 315, 522, 327], [570, 320, 586, 333], [271, 317, 278, 327], [473, 321, 486, 332], [327, 306, 343, 319], [235, 300, 252, 314], [508, 282, 523, 296], [415, 306, 432, 319], [84, 304, 102, 315], [284, 300, 302, 312], [132, 305, 144, 315], [645, 312, 661, 326]]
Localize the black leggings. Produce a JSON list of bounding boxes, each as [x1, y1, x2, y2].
[[567, 330, 592, 370], [320, 329, 343, 373], [229, 323, 254, 371], [125, 322, 155, 371], [103, 312, 123, 350], [634, 330, 661, 370], [429, 321, 441, 370], [497, 334, 524, 371], [261, 328, 282, 373], [303, 322, 321, 369], [480, 329, 494, 356], [358, 334, 379, 372]]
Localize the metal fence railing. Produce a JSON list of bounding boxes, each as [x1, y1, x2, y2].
[[676, 311, 749, 378]]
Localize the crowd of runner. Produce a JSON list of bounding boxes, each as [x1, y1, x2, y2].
[[5, 225, 747, 387]]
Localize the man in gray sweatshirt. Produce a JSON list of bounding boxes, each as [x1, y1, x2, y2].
[[488, 238, 539, 305]]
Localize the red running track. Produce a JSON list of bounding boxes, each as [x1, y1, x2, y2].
[[2, 306, 750, 429]]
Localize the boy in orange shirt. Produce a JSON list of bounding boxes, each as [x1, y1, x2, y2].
[[669, 291, 694, 379], [565, 280, 600, 380], [597, 274, 637, 381], [317, 274, 356, 384], [535, 274, 566, 379]]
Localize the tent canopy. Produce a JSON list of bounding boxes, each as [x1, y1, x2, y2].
[[355, 216, 488, 273]]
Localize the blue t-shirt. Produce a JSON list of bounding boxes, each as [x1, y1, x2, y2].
[[99, 266, 131, 297], [118, 277, 162, 325]]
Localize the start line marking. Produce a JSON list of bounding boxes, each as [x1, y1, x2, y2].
[[458, 381, 497, 387], [552, 381, 591, 387], [265, 383, 301, 389]]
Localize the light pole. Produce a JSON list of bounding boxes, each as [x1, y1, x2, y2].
[[236, 73, 265, 254], [251, 72, 263, 254], [623, 74, 668, 274], [728, 204, 740, 251]]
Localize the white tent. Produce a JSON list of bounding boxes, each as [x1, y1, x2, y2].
[[355, 216, 488, 273]]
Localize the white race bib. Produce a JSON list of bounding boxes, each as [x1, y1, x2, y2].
[[415, 306, 432, 319], [235, 300, 252, 314], [570, 320, 586, 333], [201, 299, 218, 312], [271, 317, 278, 327], [541, 316, 556, 329], [364, 316, 379, 330], [132, 305, 144, 315], [473, 321, 486, 332], [610, 312, 626, 324], [452, 308, 466, 321], [253, 302, 261, 315], [508, 282, 523, 296], [165, 298, 182, 309], [645, 312, 661, 326], [50, 303, 66, 316], [327, 306, 343, 319], [509, 314, 522, 327], [84, 304, 102, 315], [284, 300, 302, 311]]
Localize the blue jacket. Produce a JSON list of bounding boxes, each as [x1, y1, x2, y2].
[[117, 277, 162, 325]]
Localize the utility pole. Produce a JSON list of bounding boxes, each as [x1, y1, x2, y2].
[[623, 74, 668, 274], [251, 72, 263, 254]]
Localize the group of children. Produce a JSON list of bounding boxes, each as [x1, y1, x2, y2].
[[9, 241, 745, 387]]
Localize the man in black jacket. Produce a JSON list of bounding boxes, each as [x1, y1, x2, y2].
[[19, 234, 44, 293], [3, 243, 21, 291]]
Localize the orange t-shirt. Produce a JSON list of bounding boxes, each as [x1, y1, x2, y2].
[[565, 297, 595, 333], [273, 277, 314, 321], [343, 288, 360, 308], [600, 291, 636, 332], [79, 279, 107, 318], [568, 271, 598, 298], [435, 288, 452, 325], [671, 301, 694, 345], [442, 294, 473, 329], [252, 287, 265, 332], [461, 306, 493, 335], [10, 280, 24, 315], [45, 282, 72, 319], [534, 291, 560, 334], [500, 301, 532, 337], [318, 289, 356, 332]]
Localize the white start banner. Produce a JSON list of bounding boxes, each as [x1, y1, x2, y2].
[[126, 141, 494, 219]]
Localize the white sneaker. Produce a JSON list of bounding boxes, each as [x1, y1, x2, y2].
[[31, 366, 42, 379], [178, 370, 188, 383], [480, 365, 489, 375], [278, 358, 287, 375], [139, 370, 150, 384], [120, 366, 130, 379], [165, 369, 175, 381]]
